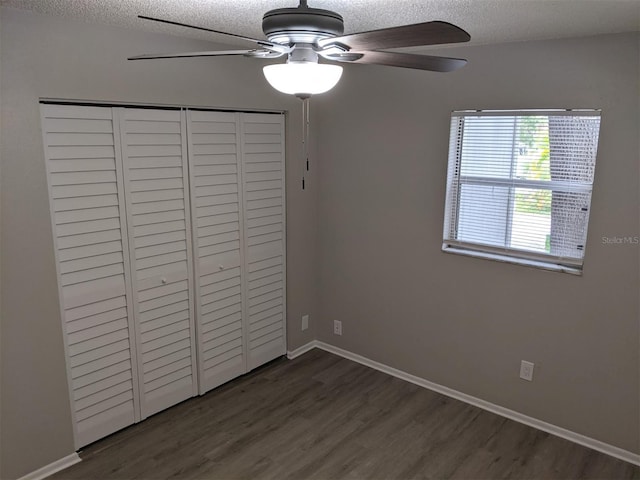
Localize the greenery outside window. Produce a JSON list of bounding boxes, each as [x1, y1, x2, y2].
[[443, 110, 601, 274]]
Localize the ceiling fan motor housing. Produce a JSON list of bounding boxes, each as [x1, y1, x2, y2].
[[262, 5, 344, 45]]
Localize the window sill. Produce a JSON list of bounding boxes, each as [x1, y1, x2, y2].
[[442, 246, 583, 275]]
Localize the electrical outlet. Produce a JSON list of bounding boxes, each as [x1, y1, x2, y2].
[[302, 314, 309, 331], [333, 319, 342, 336], [520, 360, 534, 381]]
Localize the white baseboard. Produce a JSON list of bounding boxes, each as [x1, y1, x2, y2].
[[286, 340, 319, 359], [17, 453, 81, 480], [288, 340, 640, 467]]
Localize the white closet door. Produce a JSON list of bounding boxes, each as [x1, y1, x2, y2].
[[119, 108, 198, 417], [241, 113, 287, 370], [187, 111, 246, 394], [41, 104, 140, 448]]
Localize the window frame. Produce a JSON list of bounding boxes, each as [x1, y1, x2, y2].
[[442, 109, 601, 275]]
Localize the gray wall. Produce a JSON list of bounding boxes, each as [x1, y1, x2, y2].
[[0, 8, 318, 478], [315, 32, 639, 453]]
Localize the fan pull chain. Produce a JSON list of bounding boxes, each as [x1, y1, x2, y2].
[[301, 97, 310, 190]]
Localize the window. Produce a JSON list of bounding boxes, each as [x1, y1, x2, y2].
[[443, 110, 601, 274]]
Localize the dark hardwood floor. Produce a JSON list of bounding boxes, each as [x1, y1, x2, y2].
[[52, 349, 639, 480]]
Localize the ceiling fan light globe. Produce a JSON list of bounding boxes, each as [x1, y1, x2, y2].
[[263, 63, 343, 96]]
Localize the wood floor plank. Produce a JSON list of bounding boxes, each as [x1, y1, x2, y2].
[[52, 349, 640, 480]]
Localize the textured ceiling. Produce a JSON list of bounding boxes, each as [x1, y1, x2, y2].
[[2, 0, 639, 48]]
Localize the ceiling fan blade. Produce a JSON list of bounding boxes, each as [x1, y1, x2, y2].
[[318, 21, 470, 51], [128, 49, 283, 60], [138, 15, 290, 53], [326, 51, 467, 72]]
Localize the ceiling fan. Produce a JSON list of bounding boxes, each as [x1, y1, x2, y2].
[[128, 0, 471, 98]]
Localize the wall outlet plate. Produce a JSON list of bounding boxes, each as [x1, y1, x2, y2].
[[520, 360, 534, 381], [302, 314, 309, 331], [333, 319, 342, 335]]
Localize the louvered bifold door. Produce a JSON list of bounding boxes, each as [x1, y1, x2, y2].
[[118, 108, 198, 418], [41, 104, 140, 448], [187, 111, 246, 394], [241, 113, 287, 370]]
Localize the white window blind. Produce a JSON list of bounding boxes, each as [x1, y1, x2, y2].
[[443, 110, 601, 273]]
